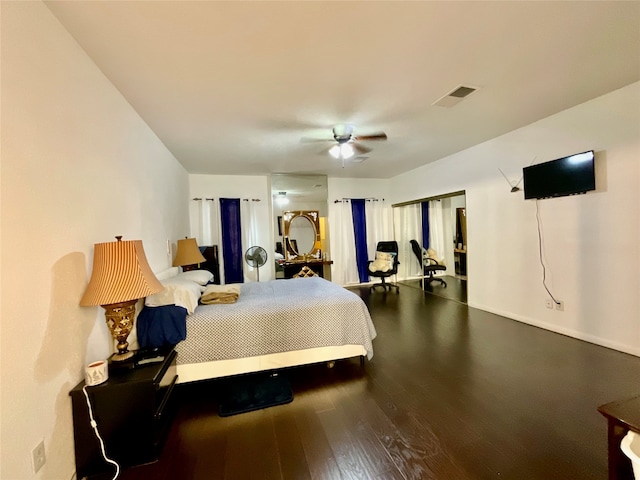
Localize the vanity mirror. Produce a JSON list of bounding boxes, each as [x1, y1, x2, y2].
[[271, 173, 328, 255], [283, 210, 321, 261]]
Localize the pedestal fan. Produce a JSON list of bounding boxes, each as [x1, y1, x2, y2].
[[244, 246, 267, 282]]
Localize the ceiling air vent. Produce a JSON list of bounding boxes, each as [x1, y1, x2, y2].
[[433, 84, 479, 108]]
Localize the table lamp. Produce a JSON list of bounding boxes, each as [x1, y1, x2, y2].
[[80, 236, 163, 361], [173, 237, 206, 271]]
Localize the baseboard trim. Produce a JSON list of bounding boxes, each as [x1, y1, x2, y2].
[[468, 302, 640, 358]]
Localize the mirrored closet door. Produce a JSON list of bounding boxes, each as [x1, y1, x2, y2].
[[393, 191, 467, 303]]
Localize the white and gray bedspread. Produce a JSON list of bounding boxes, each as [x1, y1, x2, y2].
[[175, 277, 376, 365]]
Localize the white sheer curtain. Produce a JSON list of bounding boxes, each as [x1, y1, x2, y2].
[[189, 198, 219, 247], [190, 197, 225, 281], [189, 199, 203, 244], [241, 199, 260, 282], [428, 200, 446, 276], [329, 200, 359, 286], [365, 199, 393, 259], [395, 203, 422, 279]]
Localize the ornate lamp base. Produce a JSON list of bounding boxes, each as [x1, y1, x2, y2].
[[103, 299, 137, 362], [110, 350, 135, 362]]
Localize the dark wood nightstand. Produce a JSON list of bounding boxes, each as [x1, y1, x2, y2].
[[598, 395, 640, 480], [69, 346, 178, 478]]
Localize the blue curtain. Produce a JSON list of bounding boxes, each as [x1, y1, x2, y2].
[[219, 198, 244, 284], [351, 199, 369, 283], [421, 201, 430, 249]]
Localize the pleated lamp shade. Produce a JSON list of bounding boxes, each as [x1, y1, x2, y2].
[[173, 238, 206, 267], [80, 237, 163, 306]]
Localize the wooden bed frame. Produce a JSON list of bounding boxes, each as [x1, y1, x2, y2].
[[176, 345, 367, 383]]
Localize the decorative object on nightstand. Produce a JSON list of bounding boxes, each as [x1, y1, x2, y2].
[[172, 237, 206, 271], [80, 236, 163, 362]]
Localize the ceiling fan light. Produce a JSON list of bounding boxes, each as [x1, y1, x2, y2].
[[340, 144, 354, 159], [330, 144, 355, 160], [275, 192, 289, 206], [329, 143, 355, 160]]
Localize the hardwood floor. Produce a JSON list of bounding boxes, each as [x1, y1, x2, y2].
[[99, 285, 640, 480], [400, 275, 467, 304]]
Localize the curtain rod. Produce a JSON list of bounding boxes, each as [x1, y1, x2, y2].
[[192, 198, 260, 202], [391, 190, 465, 208], [333, 197, 384, 203]]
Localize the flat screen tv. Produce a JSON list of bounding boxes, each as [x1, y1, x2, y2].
[[523, 150, 595, 200]]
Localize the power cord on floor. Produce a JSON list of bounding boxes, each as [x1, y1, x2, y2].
[[82, 386, 120, 480], [535, 200, 560, 305]]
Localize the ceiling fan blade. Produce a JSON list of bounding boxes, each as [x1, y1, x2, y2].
[[352, 142, 372, 154], [300, 136, 334, 143], [354, 132, 387, 141]]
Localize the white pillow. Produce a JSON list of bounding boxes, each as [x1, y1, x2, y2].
[[369, 251, 396, 273], [145, 278, 204, 314], [176, 269, 213, 285], [274, 252, 284, 260]]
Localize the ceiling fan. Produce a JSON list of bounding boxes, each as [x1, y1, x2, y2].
[[302, 125, 387, 163]]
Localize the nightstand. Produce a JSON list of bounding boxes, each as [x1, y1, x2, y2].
[[69, 346, 178, 478]]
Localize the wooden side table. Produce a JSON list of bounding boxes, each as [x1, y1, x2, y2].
[[69, 347, 178, 478], [598, 394, 640, 480]]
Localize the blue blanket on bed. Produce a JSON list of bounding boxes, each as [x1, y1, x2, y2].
[[137, 305, 187, 348]]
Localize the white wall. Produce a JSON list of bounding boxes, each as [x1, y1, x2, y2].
[[390, 82, 640, 356], [1, 2, 190, 479], [189, 174, 273, 281]]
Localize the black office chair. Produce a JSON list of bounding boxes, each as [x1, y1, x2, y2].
[[368, 241, 400, 292], [410, 239, 447, 287]]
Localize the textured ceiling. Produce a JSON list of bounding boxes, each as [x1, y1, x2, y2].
[[45, 1, 640, 179]]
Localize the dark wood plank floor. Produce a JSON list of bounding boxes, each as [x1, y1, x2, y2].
[[400, 275, 467, 304], [99, 285, 640, 480]]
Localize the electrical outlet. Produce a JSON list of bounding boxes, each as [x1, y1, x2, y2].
[[555, 300, 564, 311], [545, 299, 554, 309], [32, 440, 46, 474]]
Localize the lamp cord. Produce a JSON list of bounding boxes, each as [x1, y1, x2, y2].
[[82, 386, 120, 480], [535, 200, 560, 304]]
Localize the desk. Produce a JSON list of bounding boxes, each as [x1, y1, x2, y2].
[[598, 394, 640, 480], [281, 260, 333, 279]]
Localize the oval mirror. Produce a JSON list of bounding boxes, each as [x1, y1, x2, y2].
[[283, 210, 321, 261], [289, 215, 315, 255]]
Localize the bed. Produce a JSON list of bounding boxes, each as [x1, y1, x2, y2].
[[137, 270, 377, 384]]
